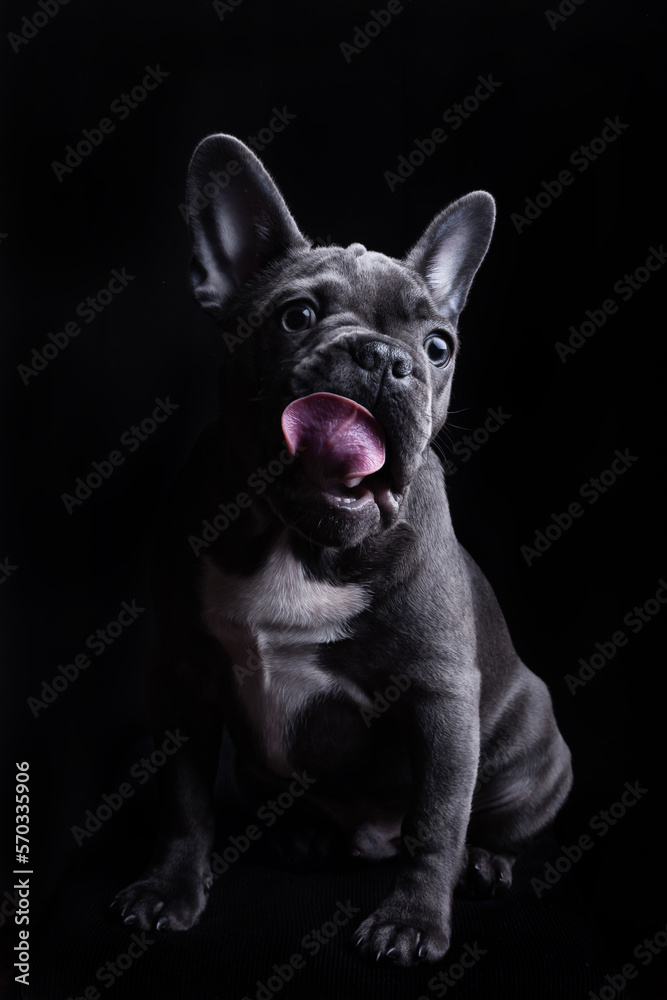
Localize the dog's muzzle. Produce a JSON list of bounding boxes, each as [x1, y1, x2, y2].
[[281, 392, 400, 517]]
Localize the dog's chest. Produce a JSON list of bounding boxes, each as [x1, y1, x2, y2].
[[200, 535, 371, 774]]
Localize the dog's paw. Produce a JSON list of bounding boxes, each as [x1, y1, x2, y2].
[[457, 845, 513, 898], [261, 815, 343, 871], [111, 867, 213, 931], [353, 909, 450, 967]]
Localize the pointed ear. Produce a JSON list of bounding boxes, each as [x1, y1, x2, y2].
[[185, 134, 309, 319], [405, 191, 495, 323]]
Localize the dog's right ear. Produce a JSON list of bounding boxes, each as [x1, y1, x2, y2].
[[185, 135, 309, 320], [405, 191, 495, 324]]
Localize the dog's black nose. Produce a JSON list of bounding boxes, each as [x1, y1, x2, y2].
[[354, 340, 413, 379]]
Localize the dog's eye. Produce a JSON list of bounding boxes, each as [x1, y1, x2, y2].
[[424, 333, 452, 368], [280, 302, 317, 333]]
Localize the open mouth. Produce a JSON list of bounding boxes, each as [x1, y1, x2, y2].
[[281, 392, 402, 516]]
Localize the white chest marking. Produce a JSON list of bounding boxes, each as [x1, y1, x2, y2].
[[200, 534, 371, 774]]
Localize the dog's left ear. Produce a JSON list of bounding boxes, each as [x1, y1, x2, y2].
[[185, 134, 309, 319], [405, 191, 495, 324]]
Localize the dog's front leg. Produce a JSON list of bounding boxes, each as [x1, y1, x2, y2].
[[354, 682, 479, 967], [112, 637, 222, 932]]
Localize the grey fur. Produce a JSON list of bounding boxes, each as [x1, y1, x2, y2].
[[113, 135, 572, 967]]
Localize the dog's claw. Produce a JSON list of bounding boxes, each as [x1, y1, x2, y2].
[[156, 916, 167, 931], [459, 846, 515, 898], [353, 914, 448, 968], [123, 914, 137, 925]]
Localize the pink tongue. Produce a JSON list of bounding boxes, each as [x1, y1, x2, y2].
[[281, 392, 385, 487]]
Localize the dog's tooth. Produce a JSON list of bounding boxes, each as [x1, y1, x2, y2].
[[344, 475, 364, 488]]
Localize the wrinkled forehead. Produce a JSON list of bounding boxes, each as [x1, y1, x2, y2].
[[244, 243, 438, 323]]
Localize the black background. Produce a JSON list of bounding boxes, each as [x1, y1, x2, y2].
[[1, 0, 666, 997]]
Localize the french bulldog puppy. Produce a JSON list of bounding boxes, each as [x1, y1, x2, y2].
[[113, 135, 572, 967]]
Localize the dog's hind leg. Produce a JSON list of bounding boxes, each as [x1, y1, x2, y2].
[[459, 726, 573, 899]]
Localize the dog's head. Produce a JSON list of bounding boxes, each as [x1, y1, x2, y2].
[[185, 135, 495, 549]]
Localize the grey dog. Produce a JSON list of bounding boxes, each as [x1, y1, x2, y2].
[[113, 134, 572, 967]]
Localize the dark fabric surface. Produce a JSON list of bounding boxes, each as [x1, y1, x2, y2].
[[11, 780, 629, 1000]]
